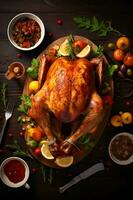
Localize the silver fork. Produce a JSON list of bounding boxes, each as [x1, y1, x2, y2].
[[0, 101, 14, 144]]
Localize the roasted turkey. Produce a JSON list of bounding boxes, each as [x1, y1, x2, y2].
[[30, 55, 104, 155]]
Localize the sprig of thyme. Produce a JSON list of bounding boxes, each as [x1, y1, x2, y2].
[[0, 82, 8, 110], [73, 16, 121, 37]]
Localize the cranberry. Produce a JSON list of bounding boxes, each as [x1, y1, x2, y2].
[[16, 53, 22, 58], [8, 133, 13, 138], [48, 32, 53, 37], [56, 19, 63, 25], [31, 168, 37, 173]]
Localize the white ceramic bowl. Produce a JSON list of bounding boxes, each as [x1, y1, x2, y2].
[[108, 132, 133, 165], [7, 12, 45, 51], [0, 157, 30, 188]]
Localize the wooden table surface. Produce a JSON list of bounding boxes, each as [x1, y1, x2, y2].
[[0, 1, 133, 200]]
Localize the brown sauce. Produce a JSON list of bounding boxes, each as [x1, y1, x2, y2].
[[110, 135, 133, 160]]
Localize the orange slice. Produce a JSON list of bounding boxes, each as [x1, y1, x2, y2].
[[55, 156, 74, 167], [58, 39, 70, 56], [76, 44, 91, 58], [41, 141, 54, 160]]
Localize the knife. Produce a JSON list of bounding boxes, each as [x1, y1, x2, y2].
[[59, 162, 104, 193]]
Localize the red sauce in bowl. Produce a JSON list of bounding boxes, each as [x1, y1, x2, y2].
[[4, 160, 25, 183]]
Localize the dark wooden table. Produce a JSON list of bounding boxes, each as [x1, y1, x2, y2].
[[0, 1, 133, 200]]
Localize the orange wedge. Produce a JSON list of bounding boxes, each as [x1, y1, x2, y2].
[[41, 141, 54, 160], [55, 156, 74, 167], [76, 44, 91, 58], [58, 39, 70, 56]]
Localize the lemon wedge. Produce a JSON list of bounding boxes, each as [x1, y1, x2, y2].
[[76, 44, 91, 58], [41, 141, 54, 160], [58, 39, 70, 56], [55, 156, 74, 167]]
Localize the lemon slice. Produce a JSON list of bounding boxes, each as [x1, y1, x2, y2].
[[76, 44, 91, 58], [41, 141, 54, 160], [55, 156, 74, 167], [58, 39, 70, 56]]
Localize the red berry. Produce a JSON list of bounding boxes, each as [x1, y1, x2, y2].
[[125, 100, 131, 106], [8, 133, 13, 138], [19, 132, 24, 137], [32, 168, 37, 173], [16, 53, 22, 58], [57, 19, 63, 25], [48, 32, 53, 37]]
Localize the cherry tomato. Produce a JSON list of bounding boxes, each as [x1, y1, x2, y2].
[[34, 147, 41, 155], [116, 36, 130, 50], [22, 40, 30, 48], [123, 53, 133, 67], [113, 49, 125, 61]]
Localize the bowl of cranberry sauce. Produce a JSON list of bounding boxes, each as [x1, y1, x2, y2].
[[0, 157, 29, 188], [109, 132, 133, 165]]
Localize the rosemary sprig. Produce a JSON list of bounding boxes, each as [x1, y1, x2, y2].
[[66, 34, 75, 59], [73, 16, 121, 37], [0, 82, 8, 110], [41, 165, 53, 184], [5, 139, 33, 159]]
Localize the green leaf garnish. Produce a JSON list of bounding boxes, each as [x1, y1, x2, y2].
[[27, 58, 40, 79], [18, 94, 31, 114], [73, 16, 121, 37]]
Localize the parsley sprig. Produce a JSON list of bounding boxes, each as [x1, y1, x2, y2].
[[91, 44, 104, 57], [73, 16, 121, 37], [27, 58, 40, 79], [18, 94, 31, 114]]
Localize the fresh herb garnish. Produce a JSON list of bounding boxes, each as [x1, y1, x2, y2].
[[57, 34, 75, 59], [27, 58, 39, 79], [41, 165, 53, 184], [18, 94, 31, 114], [66, 34, 75, 59], [17, 115, 23, 125], [91, 44, 104, 57], [73, 16, 121, 37], [0, 82, 8, 110], [5, 139, 33, 159]]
